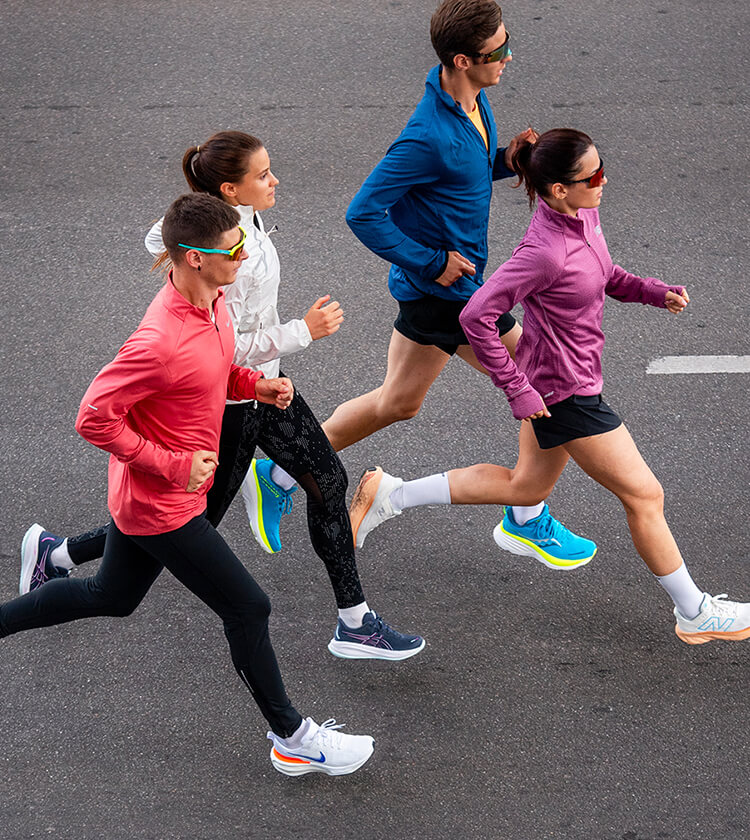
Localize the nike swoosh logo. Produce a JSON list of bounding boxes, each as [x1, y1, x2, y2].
[[294, 751, 326, 763]]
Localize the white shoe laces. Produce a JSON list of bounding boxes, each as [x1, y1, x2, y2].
[[306, 718, 346, 750], [705, 593, 737, 616]]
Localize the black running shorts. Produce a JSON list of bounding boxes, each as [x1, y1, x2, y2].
[[531, 394, 623, 449], [394, 294, 516, 356]]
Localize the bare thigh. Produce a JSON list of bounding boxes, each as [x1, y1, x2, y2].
[[323, 330, 453, 450], [562, 424, 661, 506]]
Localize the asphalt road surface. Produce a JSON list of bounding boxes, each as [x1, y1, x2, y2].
[[1, 1, 748, 838]]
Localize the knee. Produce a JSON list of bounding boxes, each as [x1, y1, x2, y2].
[[623, 476, 664, 514], [298, 458, 349, 510], [227, 589, 272, 629], [84, 578, 143, 618], [379, 395, 422, 423]]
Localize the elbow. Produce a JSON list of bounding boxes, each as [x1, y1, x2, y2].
[[74, 410, 91, 441], [458, 303, 476, 333], [344, 204, 361, 234], [75, 403, 101, 444]]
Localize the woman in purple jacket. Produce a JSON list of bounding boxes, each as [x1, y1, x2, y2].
[[350, 128, 750, 646]]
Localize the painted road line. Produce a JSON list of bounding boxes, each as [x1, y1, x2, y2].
[[647, 355, 750, 374]]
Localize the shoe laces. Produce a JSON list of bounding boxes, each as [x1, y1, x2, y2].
[[705, 594, 736, 616], [308, 718, 346, 750], [370, 612, 401, 637], [274, 487, 295, 516], [534, 510, 571, 544]]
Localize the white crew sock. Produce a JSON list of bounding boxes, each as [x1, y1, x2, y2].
[[390, 473, 451, 511], [270, 463, 297, 491], [338, 601, 371, 628], [50, 538, 75, 571], [278, 717, 312, 748], [656, 562, 704, 619], [511, 503, 545, 526]]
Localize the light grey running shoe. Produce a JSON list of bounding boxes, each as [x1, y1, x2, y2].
[[268, 718, 374, 777], [349, 467, 403, 548], [674, 593, 750, 645]]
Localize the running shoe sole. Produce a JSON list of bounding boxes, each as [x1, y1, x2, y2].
[[327, 637, 426, 661], [243, 462, 276, 554], [493, 521, 595, 571], [674, 624, 750, 645], [20, 523, 45, 595], [349, 467, 383, 548], [269, 744, 374, 776]]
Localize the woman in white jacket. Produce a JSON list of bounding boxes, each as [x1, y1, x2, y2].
[[21, 130, 424, 662]]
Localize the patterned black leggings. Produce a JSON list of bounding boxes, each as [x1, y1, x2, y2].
[[64, 388, 365, 609]]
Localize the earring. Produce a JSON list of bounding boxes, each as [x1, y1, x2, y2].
[[197, 265, 201, 271]]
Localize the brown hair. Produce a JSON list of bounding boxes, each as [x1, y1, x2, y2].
[[511, 128, 594, 208], [430, 0, 503, 68], [161, 193, 241, 265], [182, 130, 264, 199]]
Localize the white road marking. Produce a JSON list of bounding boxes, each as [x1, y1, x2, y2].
[[647, 355, 750, 374]]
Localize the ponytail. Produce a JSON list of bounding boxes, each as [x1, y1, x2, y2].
[[511, 139, 536, 207]]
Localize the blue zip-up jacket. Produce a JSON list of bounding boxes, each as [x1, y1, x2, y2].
[[346, 65, 515, 302]]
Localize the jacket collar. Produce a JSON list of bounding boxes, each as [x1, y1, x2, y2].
[[534, 198, 589, 233], [426, 64, 482, 115]]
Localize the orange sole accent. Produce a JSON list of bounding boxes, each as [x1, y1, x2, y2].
[[271, 748, 310, 765], [675, 624, 750, 645], [348, 467, 382, 546]]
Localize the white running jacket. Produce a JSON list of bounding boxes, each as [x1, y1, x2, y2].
[[145, 204, 312, 396]]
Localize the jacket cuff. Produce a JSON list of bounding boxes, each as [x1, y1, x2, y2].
[[649, 281, 686, 308], [507, 387, 545, 421], [427, 251, 449, 283]]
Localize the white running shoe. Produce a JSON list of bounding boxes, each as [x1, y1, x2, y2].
[[674, 593, 750, 645], [349, 467, 403, 548], [267, 718, 374, 777]]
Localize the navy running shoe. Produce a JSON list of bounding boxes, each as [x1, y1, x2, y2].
[[327, 611, 425, 661], [20, 524, 69, 595]]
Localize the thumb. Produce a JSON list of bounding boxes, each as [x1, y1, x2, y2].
[[311, 295, 330, 310]]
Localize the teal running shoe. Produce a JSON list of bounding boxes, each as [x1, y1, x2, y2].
[[493, 504, 596, 570], [241, 459, 296, 553]]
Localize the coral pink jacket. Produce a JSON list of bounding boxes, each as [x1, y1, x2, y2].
[[76, 279, 262, 535]]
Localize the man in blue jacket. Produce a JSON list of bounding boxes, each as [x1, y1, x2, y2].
[[338, 0, 595, 566], [249, 0, 596, 568]]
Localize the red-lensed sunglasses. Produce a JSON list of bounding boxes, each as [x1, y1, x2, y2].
[[568, 158, 605, 188]]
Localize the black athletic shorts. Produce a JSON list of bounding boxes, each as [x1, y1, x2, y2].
[[531, 394, 623, 450], [394, 294, 517, 356]]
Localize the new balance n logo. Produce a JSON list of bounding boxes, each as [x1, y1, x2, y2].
[[698, 616, 734, 632]]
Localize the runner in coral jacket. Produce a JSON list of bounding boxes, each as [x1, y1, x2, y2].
[[1, 193, 374, 777]]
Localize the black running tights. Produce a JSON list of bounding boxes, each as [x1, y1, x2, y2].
[[0, 514, 302, 737]]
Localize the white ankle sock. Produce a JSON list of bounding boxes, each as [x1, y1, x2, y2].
[[278, 717, 311, 748], [270, 463, 297, 491], [338, 601, 370, 628], [511, 503, 545, 526], [656, 562, 704, 619], [390, 473, 451, 511], [50, 539, 75, 571]]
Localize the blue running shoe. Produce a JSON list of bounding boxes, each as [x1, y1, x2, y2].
[[492, 504, 596, 570], [20, 523, 70, 595], [327, 611, 425, 661], [241, 458, 296, 554]]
